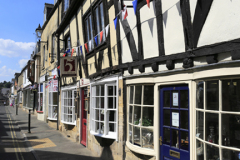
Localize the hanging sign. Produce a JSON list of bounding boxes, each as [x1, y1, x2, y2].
[[60, 57, 77, 77], [172, 112, 179, 127], [173, 92, 178, 106]]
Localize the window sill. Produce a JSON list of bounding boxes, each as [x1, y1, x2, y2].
[[61, 120, 76, 125], [37, 111, 44, 113], [90, 130, 116, 140], [126, 141, 155, 156], [47, 117, 57, 121]]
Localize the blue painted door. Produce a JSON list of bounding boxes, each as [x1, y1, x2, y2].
[[160, 86, 190, 160]]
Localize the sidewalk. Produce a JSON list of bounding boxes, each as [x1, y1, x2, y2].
[[7, 106, 101, 160]]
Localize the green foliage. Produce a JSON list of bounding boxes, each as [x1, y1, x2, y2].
[[0, 81, 12, 89], [142, 117, 153, 126]]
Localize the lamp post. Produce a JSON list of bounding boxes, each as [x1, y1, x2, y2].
[[35, 24, 48, 48]]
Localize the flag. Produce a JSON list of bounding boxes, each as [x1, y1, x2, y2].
[[80, 46, 83, 55], [122, 5, 128, 21], [100, 31, 103, 42], [53, 75, 56, 79], [105, 24, 109, 38], [146, 0, 150, 8], [63, 53, 66, 57], [71, 48, 74, 57], [84, 43, 89, 53], [76, 47, 79, 56], [132, 0, 138, 14], [57, 65, 60, 69], [65, 49, 70, 53], [94, 36, 98, 46], [89, 40, 92, 51], [45, 85, 49, 89], [114, 17, 118, 30]]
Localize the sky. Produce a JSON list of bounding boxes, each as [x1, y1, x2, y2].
[[0, 0, 54, 82]]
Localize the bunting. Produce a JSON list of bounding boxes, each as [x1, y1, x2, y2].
[[75, 47, 79, 56], [80, 46, 83, 55], [114, 17, 118, 30], [84, 43, 89, 53], [132, 0, 138, 14], [94, 36, 98, 46], [105, 24, 109, 37], [122, 5, 128, 21], [63, 53, 66, 57], [146, 0, 150, 8], [53, 75, 56, 79], [88, 40, 92, 51], [100, 31, 103, 43], [57, 65, 60, 69], [71, 48, 74, 57]]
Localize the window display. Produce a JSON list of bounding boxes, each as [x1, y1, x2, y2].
[[48, 79, 58, 120], [196, 79, 240, 160], [128, 85, 154, 149], [38, 83, 43, 111]]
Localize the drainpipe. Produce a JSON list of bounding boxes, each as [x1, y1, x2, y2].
[[57, 35, 60, 130]]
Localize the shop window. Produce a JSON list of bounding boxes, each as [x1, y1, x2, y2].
[[84, 1, 106, 53], [48, 80, 58, 120], [195, 79, 240, 160], [38, 83, 44, 111], [61, 89, 77, 125], [90, 82, 118, 139], [127, 85, 154, 149]]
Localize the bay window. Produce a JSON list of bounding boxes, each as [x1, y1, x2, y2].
[[61, 89, 77, 125], [48, 80, 58, 120], [127, 85, 154, 149], [196, 79, 240, 160], [90, 80, 118, 139]]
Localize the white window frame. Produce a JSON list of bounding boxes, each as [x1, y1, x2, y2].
[[48, 80, 58, 120], [90, 76, 119, 140], [195, 78, 240, 160], [61, 88, 77, 125]]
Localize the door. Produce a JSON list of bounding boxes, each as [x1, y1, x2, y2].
[[160, 85, 190, 160], [81, 87, 88, 146]]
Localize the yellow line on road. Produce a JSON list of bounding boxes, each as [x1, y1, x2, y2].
[[5, 107, 24, 160]]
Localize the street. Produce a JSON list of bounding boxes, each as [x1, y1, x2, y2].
[[0, 105, 35, 160]]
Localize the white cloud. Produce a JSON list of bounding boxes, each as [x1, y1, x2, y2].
[[0, 39, 35, 58], [0, 65, 19, 78], [19, 59, 29, 68]]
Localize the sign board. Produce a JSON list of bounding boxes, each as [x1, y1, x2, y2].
[[172, 112, 179, 127], [60, 57, 77, 77]]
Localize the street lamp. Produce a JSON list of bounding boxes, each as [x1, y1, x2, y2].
[[35, 24, 48, 48]]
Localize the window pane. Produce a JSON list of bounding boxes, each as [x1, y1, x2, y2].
[[196, 111, 204, 139], [133, 106, 141, 125], [206, 144, 219, 160], [143, 85, 154, 105], [196, 140, 204, 160], [133, 127, 140, 146], [129, 106, 133, 123], [109, 111, 115, 122], [142, 128, 154, 149], [222, 79, 240, 112], [96, 97, 99, 108], [163, 127, 170, 145], [53, 106, 57, 119], [100, 110, 104, 121], [180, 110, 188, 130], [172, 129, 179, 148], [130, 86, 134, 104], [95, 7, 100, 43], [129, 125, 133, 143], [95, 122, 99, 133], [180, 131, 189, 151], [100, 3, 105, 41], [172, 91, 178, 108], [108, 97, 113, 108], [206, 80, 219, 110], [163, 91, 170, 107], [142, 107, 153, 126], [109, 123, 115, 132], [95, 109, 99, 120], [86, 18, 90, 41], [222, 114, 240, 149], [100, 97, 104, 108], [96, 86, 100, 96], [222, 148, 240, 160], [89, 16, 93, 51], [180, 90, 188, 108], [100, 123, 104, 134], [164, 109, 170, 126], [205, 113, 218, 144], [135, 86, 142, 104], [53, 92, 58, 105], [108, 86, 113, 96], [196, 81, 204, 109], [100, 85, 104, 96]]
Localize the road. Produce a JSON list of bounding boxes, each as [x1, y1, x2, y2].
[[0, 105, 35, 160]]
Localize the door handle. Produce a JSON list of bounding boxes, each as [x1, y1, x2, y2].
[[159, 136, 162, 146]]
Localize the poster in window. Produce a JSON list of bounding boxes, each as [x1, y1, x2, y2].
[[172, 112, 179, 127], [60, 57, 77, 77], [173, 92, 178, 106], [52, 80, 58, 92]]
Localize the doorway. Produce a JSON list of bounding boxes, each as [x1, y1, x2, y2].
[[80, 87, 88, 146], [160, 85, 190, 160]]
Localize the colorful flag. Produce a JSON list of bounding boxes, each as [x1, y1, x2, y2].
[[53, 75, 56, 79], [71, 48, 74, 57], [89, 40, 92, 51], [63, 53, 66, 57], [57, 65, 60, 69], [114, 17, 118, 30], [84, 43, 89, 53], [100, 31, 103, 42], [132, 0, 138, 14], [122, 5, 128, 21], [76, 47, 79, 56], [146, 0, 150, 8], [80, 46, 83, 55], [105, 24, 109, 37], [94, 36, 98, 46], [65, 49, 70, 53]]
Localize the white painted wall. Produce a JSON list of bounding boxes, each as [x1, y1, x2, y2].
[[22, 69, 31, 88], [140, 1, 158, 59], [162, 0, 185, 55], [198, 0, 240, 47]]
